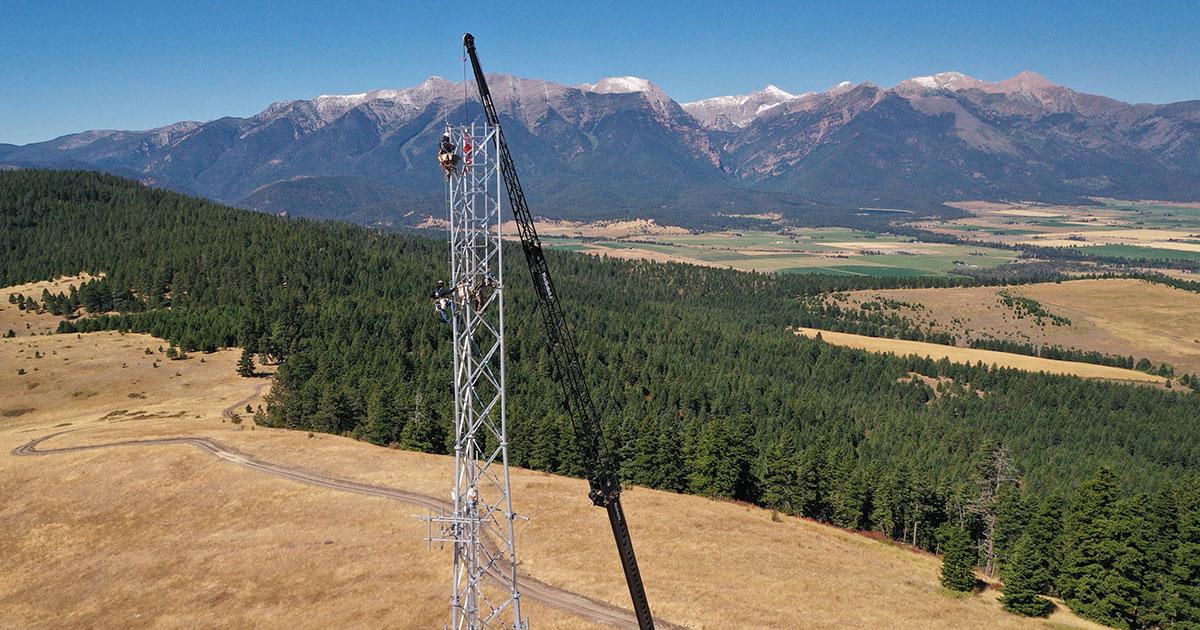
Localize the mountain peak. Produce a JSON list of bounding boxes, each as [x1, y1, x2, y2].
[[581, 76, 656, 94], [762, 84, 795, 99], [892, 70, 1062, 98], [827, 80, 857, 96], [893, 71, 986, 95], [682, 84, 803, 130], [996, 70, 1057, 93]]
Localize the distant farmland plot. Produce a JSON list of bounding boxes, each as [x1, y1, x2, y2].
[[830, 278, 1200, 376], [792, 327, 1167, 384], [1069, 244, 1200, 261], [537, 227, 1018, 277], [928, 200, 1200, 267]]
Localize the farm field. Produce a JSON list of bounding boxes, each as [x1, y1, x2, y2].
[[537, 226, 1018, 277], [826, 278, 1200, 376], [792, 326, 1168, 385], [1, 329, 1106, 629], [926, 200, 1200, 262]]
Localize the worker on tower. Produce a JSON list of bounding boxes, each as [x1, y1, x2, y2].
[[431, 280, 454, 322], [437, 132, 460, 177]]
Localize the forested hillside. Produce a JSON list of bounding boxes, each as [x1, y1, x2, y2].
[[4, 170, 1199, 627]]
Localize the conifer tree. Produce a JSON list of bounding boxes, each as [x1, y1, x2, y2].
[[360, 387, 404, 446], [236, 347, 255, 377], [940, 525, 977, 592], [398, 392, 442, 454], [1024, 495, 1065, 595], [1060, 467, 1145, 628], [1166, 475, 1200, 626], [1136, 489, 1179, 628], [757, 437, 799, 514], [971, 442, 1019, 577], [993, 484, 1032, 577], [796, 444, 832, 520], [620, 416, 660, 488], [314, 387, 359, 435], [828, 455, 869, 530], [527, 414, 561, 472], [687, 416, 755, 501], [1000, 533, 1052, 616], [652, 418, 687, 493]]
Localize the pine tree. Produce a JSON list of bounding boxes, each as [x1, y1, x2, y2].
[[871, 468, 902, 539], [687, 416, 755, 501], [757, 437, 799, 514], [1025, 495, 1065, 596], [236, 347, 255, 377], [940, 525, 977, 592], [1166, 475, 1200, 626], [796, 444, 832, 520], [313, 386, 359, 435], [1060, 467, 1145, 628], [398, 392, 442, 454], [1000, 533, 1052, 616], [993, 484, 1032, 577], [621, 416, 660, 488], [360, 387, 404, 446], [1136, 489, 1179, 628], [828, 455, 869, 530], [527, 414, 561, 472], [652, 418, 687, 493]]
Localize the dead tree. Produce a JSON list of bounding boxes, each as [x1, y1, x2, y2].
[[968, 443, 1019, 577]]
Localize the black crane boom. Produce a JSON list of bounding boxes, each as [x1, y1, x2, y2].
[[462, 32, 655, 630]]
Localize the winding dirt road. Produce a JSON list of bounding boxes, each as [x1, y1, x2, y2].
[[12, 415, 682, 628]]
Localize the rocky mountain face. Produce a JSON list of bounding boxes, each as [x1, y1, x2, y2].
[[4, 71, 1199, 226], [682, 85, 807, 131]]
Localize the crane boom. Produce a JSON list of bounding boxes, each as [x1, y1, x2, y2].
[[462, 33, 655, 630]]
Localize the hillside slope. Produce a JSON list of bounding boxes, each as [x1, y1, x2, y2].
[[1, 330, 1106, 629]]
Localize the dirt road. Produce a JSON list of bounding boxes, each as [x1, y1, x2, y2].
[[12, 428, 680, 629]]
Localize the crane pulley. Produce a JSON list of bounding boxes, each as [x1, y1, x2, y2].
[[461, 32, 656, 630]]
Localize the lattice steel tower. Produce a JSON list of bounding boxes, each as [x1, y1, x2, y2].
[[428, 123, 526, 630]]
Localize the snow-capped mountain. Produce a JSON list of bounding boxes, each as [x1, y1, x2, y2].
[[4, 70, 1199, 225], [682, 85, 808, 131]]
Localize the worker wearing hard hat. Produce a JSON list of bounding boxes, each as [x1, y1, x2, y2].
[[438, 133, 460, 177]]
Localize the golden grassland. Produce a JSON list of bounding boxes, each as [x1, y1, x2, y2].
[[2, 330, 1107, 629], [0, 274, 100, 336], [792, 327, 1166, 384], [834, 278, 1200, 376]]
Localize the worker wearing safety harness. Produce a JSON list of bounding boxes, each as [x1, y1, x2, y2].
[[437, 133, 459, 177], [430, 280, 454, 322]]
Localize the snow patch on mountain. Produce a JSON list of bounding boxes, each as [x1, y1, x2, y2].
[[683, 85, 806, 131], [581, 76, 654, 94], [892, 70, 1063, 98]]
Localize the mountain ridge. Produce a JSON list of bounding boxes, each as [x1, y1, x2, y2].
[[4, 70, 1198, 227]]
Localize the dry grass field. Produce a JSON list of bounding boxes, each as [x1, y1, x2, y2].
[[2, 329, 1107, 629], [792, 327, 1167, 385], [832, 278, 1200, 376], [1, 274, 99, 336]]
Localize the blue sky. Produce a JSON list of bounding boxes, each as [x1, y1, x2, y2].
[[2, 0, 1198, 145]]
